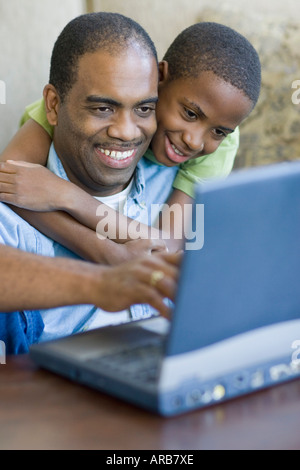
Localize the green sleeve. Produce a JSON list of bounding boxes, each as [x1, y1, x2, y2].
[[19, 98, 54, 138], [173, 127, 240, 197]]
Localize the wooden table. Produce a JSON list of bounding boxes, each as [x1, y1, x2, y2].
[[1, 354, 300, 450]]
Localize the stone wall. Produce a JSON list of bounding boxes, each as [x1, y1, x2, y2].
[[90, 0, 300, 168], [196, 6, 300, 168]]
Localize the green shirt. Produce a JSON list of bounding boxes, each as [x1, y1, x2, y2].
[[21, 98, 239, 198]]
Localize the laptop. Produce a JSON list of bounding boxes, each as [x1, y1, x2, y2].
[[30, 161, 300, 416]]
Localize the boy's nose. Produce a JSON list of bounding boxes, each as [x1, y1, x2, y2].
[[181, 129, 205, 153]]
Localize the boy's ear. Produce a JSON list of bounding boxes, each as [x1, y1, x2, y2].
[[43, 84, 60, 126], [158, 60, 170, 85]]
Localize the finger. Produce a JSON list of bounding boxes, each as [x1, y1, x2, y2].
[[128, 260, 178, 296], [0, 172, 17, 185], [0, 162, 17, 174], [0, 181, 15, 193], [135, 238, 166, 250], [154, 251, 183, 267], [150, 238, 167, 249], [150, 299, 172, 319], [135, 263, 178, 301], [150, 243, 168, 254], [134, 285, 173, 318], [155, 280, 177, 302], [145, 255, 181, 281], [150, 268, 178, 298], [103, 280, 173, 317], [6, 160, 40, 168], [0, 193, 20, 205]]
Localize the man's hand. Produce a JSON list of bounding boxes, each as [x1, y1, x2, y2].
[[92, 252, 182, 318]]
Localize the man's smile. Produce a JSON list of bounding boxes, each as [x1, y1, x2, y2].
[[97, 147, 135, 160], [94, 145, 139, 169]]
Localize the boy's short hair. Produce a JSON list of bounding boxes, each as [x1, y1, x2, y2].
[[163, 22, 261, 107], [49, 12, 158, 102]]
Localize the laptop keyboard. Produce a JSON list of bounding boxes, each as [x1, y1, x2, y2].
[[86, 340, 164, 384]]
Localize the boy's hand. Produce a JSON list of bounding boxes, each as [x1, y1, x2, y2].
[[0, 160, 70, 211], [98, 238, 168, 265]]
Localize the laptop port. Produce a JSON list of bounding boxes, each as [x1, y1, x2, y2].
[[186, 389, 202, 406], [233, 372, 250, 390], [172, 395, 184, 408]]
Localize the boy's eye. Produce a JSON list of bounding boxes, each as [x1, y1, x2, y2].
[[184, 107, 197, 120], [213, 128, 226, 138]]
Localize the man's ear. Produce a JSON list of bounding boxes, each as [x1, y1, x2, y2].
[[43, 84, 60, 126], [158, 60, 170, 85]]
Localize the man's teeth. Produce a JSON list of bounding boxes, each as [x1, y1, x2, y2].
[[171, 144, 185, 156], [99, 148, 134, 160]]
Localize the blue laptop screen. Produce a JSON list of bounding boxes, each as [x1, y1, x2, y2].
[[167, 162, 300, 356]]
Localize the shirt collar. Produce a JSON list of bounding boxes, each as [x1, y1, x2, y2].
[[130, 160, 146, 203], [47, 144, 69, 181], [47, 143, 146, 204]]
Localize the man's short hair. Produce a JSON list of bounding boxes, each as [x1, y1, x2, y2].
[[49, 12, 158, 102], [163, 22, 261, 107]]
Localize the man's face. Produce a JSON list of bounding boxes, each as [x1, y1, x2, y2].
[[151, 67, 253, 167], [52, 47, 158, 196]]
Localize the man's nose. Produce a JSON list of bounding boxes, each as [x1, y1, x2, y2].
[[107, 112, 140, 142]]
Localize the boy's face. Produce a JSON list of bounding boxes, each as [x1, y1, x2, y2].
[[151, 65, 253, 167]]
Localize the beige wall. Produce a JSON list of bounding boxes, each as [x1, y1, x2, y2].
[[0, 0, 86, 152]]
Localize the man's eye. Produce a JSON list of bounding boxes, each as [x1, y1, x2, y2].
[[97, 106, 112, 113], [136, 106, 154, 116]]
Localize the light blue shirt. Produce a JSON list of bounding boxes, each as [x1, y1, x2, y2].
[[0, 144, 178, 343]]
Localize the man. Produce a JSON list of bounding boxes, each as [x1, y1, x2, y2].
[[0, 12, 178, 352]]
